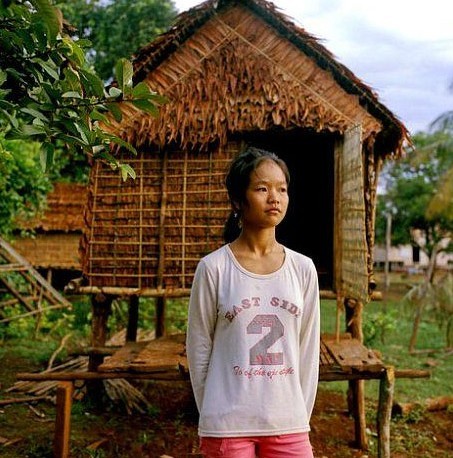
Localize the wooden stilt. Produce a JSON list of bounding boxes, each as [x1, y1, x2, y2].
[[89, 293, 113, 370], [87, 293, 113, 406], [126, 295, 139, 342], [346, 299, 367, 449], [53, 381, 74, 458], [377, 366, 395, 458], [155, 296, 166, 338]]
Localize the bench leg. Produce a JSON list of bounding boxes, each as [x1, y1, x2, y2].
[[53, 381, 74, 458], [349, 379, 367, 449], [377, 366, 395, 458]]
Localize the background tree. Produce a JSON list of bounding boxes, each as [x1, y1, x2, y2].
[[0, 137, 53, 238], [376, 131, 453, 282], [376, 129, 453, 351], [58, 0, 178, 81]]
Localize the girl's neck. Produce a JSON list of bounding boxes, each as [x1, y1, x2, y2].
[[229, 230, 285, 274], [231, 229, 280, 256]]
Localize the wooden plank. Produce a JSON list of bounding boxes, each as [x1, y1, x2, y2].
[[323, 337, 383, 373], [98, 334, 188, 374], [97, 341, 148, 372]]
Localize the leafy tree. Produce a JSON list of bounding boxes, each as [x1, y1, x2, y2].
[[0, 0, 166, 235], [0, 0, 164, 180], [376, 131, 453, 282], [58, 0, 178, 81]]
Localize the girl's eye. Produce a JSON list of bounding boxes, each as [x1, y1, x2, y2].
[[280, 187, 287, 193], [257, 187, 267, 192]]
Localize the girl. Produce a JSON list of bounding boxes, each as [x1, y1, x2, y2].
[[187, 147, 320, 458]]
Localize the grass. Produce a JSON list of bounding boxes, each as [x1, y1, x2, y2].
[[320, 278, 452, 403]]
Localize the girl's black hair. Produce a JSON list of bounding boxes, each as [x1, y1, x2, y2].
[[223, 146, 290, 243]]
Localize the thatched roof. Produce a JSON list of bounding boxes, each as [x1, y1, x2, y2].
[[18, 182, 86, 233], [110, 0, 408, 156]]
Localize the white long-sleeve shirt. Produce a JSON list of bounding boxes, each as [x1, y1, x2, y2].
[[186, 244, 320, 437]]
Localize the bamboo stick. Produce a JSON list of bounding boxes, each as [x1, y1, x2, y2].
[[17, 371, 184, 381], [157, 150, 168, 291], [138, 157, 145, 289], [72, 286, 191, 297], [181, 150, 188, 288], [0, 395, 52, 406]]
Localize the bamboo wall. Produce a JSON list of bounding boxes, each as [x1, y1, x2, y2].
[[81, 144, 237, 290]]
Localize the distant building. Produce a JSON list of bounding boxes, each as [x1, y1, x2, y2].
[[374, 244, 453, 272], [12, 182, 86, 289]]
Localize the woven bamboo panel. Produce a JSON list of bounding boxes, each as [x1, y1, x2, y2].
[[80, 143, 236, 290], [339, 125, 369, 303]]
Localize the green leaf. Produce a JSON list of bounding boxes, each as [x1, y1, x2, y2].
[[61, 36, 85, 67], [62, 67, 82, 93], [31, 0, 62, 45], [35, 58, 59, 81], [102, 133, 137, 155], [80, 69, 105, 99], [40, 142, 54, 172], [147, 92, 168, 105], [131, 82, 151, 99], [20, 107, 49, 122], [62, 91, 82, 99], [119, 163, 136, 181], [106, 102, 123, 122], [0, 70, 6, 86], [108, 87, 122, 99], [131, 99, 159, 117], [1, 109, 19, 129], [115, 58, 133, 94], [21, 124, 46, 136], [90, 109, 109, 123]]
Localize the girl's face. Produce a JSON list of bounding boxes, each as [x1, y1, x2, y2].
[[239, 159, 289, 230]]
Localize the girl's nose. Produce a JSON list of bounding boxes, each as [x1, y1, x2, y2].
[[269, 191, 279, 203]]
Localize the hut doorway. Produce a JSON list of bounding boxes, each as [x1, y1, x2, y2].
[[240, 129, 336, 290]]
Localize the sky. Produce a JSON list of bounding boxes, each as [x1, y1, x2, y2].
[[173, 0, 453, 135]]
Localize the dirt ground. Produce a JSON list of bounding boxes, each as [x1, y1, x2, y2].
[[0, 354, 452, 458]]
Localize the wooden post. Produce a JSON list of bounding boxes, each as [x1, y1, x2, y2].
[[126, 295, 139, 342], [89, 293, 112, 370], [156, 296, 166, 338], [53, 381, 74, 458], [87, 293, 112, 406], [377, 366, 395, 458], [384, 213, 392, 290], [345, 299, 367, 449]]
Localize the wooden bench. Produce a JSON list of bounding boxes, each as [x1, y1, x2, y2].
[[16, 334, 413, 458]]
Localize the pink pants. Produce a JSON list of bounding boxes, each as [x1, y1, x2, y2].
[[200, 432, 313, 458]]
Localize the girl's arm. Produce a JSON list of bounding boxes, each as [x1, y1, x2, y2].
[[186, 260, 218, 412], [299, 259, 320, 420]]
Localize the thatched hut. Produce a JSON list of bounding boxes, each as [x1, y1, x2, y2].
[[73, 0, 408, 338], [13, 182, 86, 289]]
